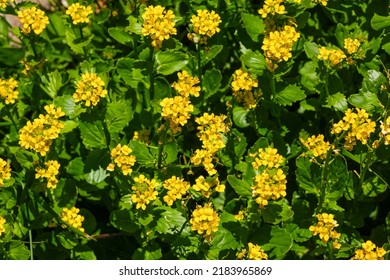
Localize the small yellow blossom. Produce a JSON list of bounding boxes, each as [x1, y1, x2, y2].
[[132, 129, 150, 143], [35, 160, 60, 189], [0, 77, 18, 104], [172, 71, 201, 98], [190, 203, 220, 240], [0, 158, 11, 187], [160, 96, 194, 133], [190, 10, 221, 38], [142, 5, 177, 49], [258, 0, 286, 18], [73, 73, 107, 107], [250, 147, 284, 170], [0, 215, 6, 236], [252, 168, 287, 208], [380, 116, 390, 145], [0, 0, 13, 9], [352, 240, 387, 260], [107, 144, 136, 175], [300, 134, 334, 159], [231, 69, 260, 109], [131, 174, 159, 210], [60, 207, 85, 232], [237, 242, 268, 260], [309, 213, 341, 248], [66, 3, 93, 25], [313, 0, 328, 6], [162, 176, 190, 206], [344, 38, 361, 55], [192, 175, 225, 198], [234, 210, 245, 221], [318, 47, 346, 67], [17, 7, 49, 35]]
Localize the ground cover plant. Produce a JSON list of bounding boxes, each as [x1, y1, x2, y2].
[[0, 0, 390, 260]]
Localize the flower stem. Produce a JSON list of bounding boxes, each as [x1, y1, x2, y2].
[[29, 229, 34, 260], [197, 43, 203, 91]]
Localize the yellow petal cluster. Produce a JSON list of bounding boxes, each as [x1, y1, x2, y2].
[[17, 7, 49, 35], [380, 116, 390, 145], [318, 47, 346, 67], [162, 176, 190, 206], [0, 158, 11, 187], [250, 147, 284, 170], [231, 69, 260, 109], [160, 96, 194, 133], [107, 144, 136, 176], [190, 10, 221, 38], [252, 168, 287, 208], [258, 0, 286, 18], [73, 73, 108, 107], [344, 38, 361, 55], [309, 213, 341, 249], [352, 240, 387, 260], [131, 174, 159, 210], [66, 3, 93, 25], [35, 160, 60, 189], [0, 77, 18, 104], [142, 5, 177, 49], [190, 203, 220, 240], [313, 0, 328, 6], [300, 134, 334, 159], [0, 0, 14, 9], [19, 104, 65, 156], [60, 207, 85, 232], [237, 242, 268, 260], [172, 71, 200, 98], [192, 175, 225, 198], [331, 108, 376, 150], [0, 215, 6, 236]]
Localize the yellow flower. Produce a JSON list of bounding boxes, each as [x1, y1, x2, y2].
[[172, 71, 201, 98], [0, 0, 13, 9], [309, 213, 341, 246], [132, 129, 150, 143], [300, 134, 334, 159], [192, 175, 225, 198], [142, 5, 177, 49], [160, 96, 194, 133], [234, 210, 245, 221], [380, 116, 390, 145], [231, 69, 260, 109], [107, 144, 136, 175], [0, 215, 6, 236], [352, 240, 387, 260], [190, 203, 220, 240], [0, 158, 11, 187], [60, 207, 85, 232], [19, 105, 65, 156], [17, 7, 49, 35], [313, 0, 328, 6], [0, 77, 18, 104], [237, 243, 268, 260], [344, 38, 361, 55], [73, 73, 108, 107], [318, 47, 346, 67], [131, 174, 159, 210], [258, 0, 286, 18], [190, 10, 221, 38], [66, 3, 93, 25], [252, 168, 287, 207], [35, 160, 60, 189], [250, 147, 284, 170], [162, 176, 190, 206]]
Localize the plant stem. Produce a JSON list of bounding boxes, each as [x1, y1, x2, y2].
[[79, 25, 84, 40], [29, 229, 34, 260], [197, 43, 202, 91], [148, 46, 155, 108]]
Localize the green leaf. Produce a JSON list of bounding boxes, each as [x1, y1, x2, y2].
[[54, 95, 75, 116], [295, 157, 320, 195], [126, 16, 142, 34], [348, 91, 382, 113], [154, 77, 172, 99], [155, 206, 186, 234], [285, 224, 312, 242], [65, 28, 93, 55], [57, 232, 79, 249], [7, 241, 30, 260], [242, 13, 264, 42], [262, 227, 293, 259], [304, 42, 319, 59], [208, 227, 241, 259], [110, 210, 139, 233], [40, 70, 63, 99], [85, 166, 109, 185], [371, 14, 390, 31], [73, 244, 96, 260], [299, 61, 320, 92], [133, 244, 162, 260], [129, 140, 155, 167], [227, 175, 252, 198], [61, 120, 78, 133], [362, 176, 388, 197], [156, 50, 188, 75], [201, 45, 223, 66], [241, 50, 266, 75], [232, 106, 250, 128], [116, 58, 148, 89], [262, 200, 294, 225], [0, 188, 17, 209], [326, 93, 348, 112], [108, 27, 133, 45], [67, 157, 85, 180], [79, 121, 107, 150], [0, 47, 25, 66], [106, 100, 133, 134], [274, 84, 306, 106], [53, 179, 78, 208], [203, 69, 222, 98]]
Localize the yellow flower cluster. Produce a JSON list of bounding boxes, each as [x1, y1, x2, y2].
[[162, 176, 190, 206], [352, 240, 387, 260], [193, 175, 225, 198], [142, 5, 177, 49], [131, 174, 159, 210], [380, 116, 390, 145], [237, 243, 268, 260], [331, 108, 376, 150], [132, 129, 150, 144], [344, 38, 361, 55], [19, 104, 65, 156], [190, 203, 220, 240], [0, 158, 11, 187], [0, 215, 5, 236], [66, 3, 93, 25], [0, 0, 13, 9], [252, 168, 287, 207], [172, 71, 201, 98], [60, 207, 85, 232], [300, 134, 333, 159], [107, 144, 136, 175], [191, 113, 229, 175], [234, 210, 245, 221], [17, 7, 49, 35], [258, 0, 286, 18], [35, 160, 60, 189], [250, 147, 284, 170], [262, 25, 300, 68], [73, 73, 108, 107], [231, 69, 260, 109], [313, 0, 328, 6], [190, 10, 221, 38], [318, 47, 346, 67], [0, 77, 18, 104], [309, 213, 341, 249], [160, 96, 194, 133]]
